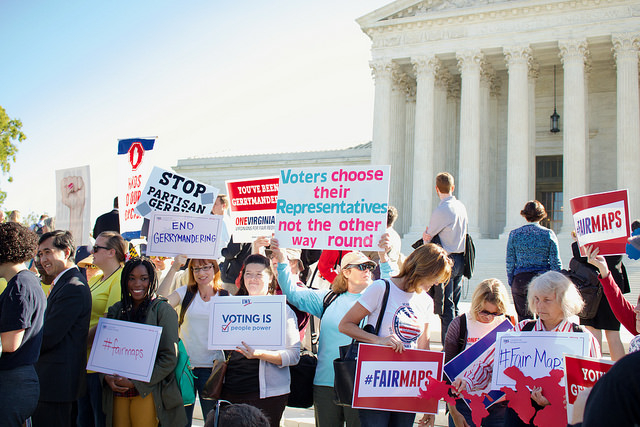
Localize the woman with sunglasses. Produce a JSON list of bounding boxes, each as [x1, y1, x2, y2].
[[271, 235, 398, 427], [443, 279, 512, 427], [158, 258, 229, 425], [339, 243, 453, 427], [78, 231, 128, 427]]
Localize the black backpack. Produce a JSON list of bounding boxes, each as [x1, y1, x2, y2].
[[561, 259, 603, 320]]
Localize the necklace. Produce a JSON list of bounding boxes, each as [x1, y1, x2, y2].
[[90, 266, 122, 293]]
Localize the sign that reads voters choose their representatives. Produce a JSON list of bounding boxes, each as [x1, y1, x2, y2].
[[146, 211, 223, 259], [87, 317, 162, 382], [491, 332, 590, 390], [226, 176, 278, 243], [118, 138, 155, 240], [353, 344, 444, 414], [208, 295, 287, 351], [564, 354, 614, 423], [135, 166, 219, 218], [570, 189, 630, 256], [275, 165, 390, 250]]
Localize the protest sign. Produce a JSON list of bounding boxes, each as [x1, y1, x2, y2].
[[564, 354, 614, 423], [118, 138, 155, 240], [353, 343, 444, 414], [136, 166, 219, 219], [146, 211, 223, 258], [208, 295, 287, 350], [55, 165, 91, 246], [87, 317, 162, 382], [225, 176, 278, 243], [274, 165, 390, 250], [444, 318, 513, 409], [570, 189, 630, 256], [491, 332, 590, 390]]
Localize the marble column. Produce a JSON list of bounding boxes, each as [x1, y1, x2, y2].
[[409, 56, 440, 234], [612, 33, 640, 219], [559, 39, 588, 233], [433, 70, 452, 208], [404, 84, 416, 235], [489, 77, 502, 237], [457, 49, 484, 234], [528, 61, 539, 201], [445, 76, 461, 181], [479, 63, 494, 236], [389, 70, 408, 231], [503, 46, 532, 235], [370, 59, 396, 165]]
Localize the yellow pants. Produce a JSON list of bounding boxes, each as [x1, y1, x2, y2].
[[113, 394, 158, 427]]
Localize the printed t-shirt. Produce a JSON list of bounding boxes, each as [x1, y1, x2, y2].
[[464, 313, 504, 349], [358, 279, 434, 349], [176, 286, 225, 367]]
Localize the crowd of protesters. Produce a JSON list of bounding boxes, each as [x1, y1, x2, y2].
[[2, 172, 640, 427]]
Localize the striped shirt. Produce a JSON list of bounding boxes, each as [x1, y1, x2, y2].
[[462, 318, 601, 391]]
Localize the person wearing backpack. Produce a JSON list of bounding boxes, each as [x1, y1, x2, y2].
[[271, 236, 395, 427], [453, 271, 600, 427], [444, 279, 512, 427], [157, 257, 229, 425]]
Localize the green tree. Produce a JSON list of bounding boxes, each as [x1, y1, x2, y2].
[[0, 105, 27, 206]]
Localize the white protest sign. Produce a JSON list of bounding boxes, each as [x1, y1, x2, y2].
[[118, 138, 155, 240], [274, 165, 390, 250], [208, 295, 287, 350], [225, 176, 279, 243], [55, 165, 91, 246], [491, 332, 590, 390], [87, 317, 162, 382], [135, 166, 219, 219], [146, 211, 223, 258]]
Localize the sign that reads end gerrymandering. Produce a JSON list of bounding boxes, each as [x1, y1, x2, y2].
[[208, 295, 287, 350], [275, 165, 390, 250], [353, 344, 444, 414], [146, 211, 223, 259], [135, 166, 219, 219], [87, 317, 162, 382], [226, 176, 278, 243], [570, 189, 630, 256]]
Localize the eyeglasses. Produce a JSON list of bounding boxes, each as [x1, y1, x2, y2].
[[92, 245, 110, 253], [213, 399, 232, 427], [346, 263, 375, 272], [479, 310, 503, 317], [192, 265, 214, 273]]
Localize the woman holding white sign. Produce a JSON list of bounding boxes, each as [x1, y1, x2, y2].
[[453, 271, 600, 427], [271, 236, 395, 427], [339, 243, 453, 427], [158, 257, 229, 426], [220, 254, 300, 427], [102, 257, 186, 427]]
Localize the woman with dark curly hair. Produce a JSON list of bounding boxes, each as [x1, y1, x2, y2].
[[0, 222, 47, 426], [506, 200, 562, 321], [101, 257, 186, 427]]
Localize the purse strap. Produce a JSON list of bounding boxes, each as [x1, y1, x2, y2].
[[373, 279, 391, 335]]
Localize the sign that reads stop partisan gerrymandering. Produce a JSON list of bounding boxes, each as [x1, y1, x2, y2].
[[225, 176, 279, 243], [570, 189, 630, 256], [275, 165, 390, 250]]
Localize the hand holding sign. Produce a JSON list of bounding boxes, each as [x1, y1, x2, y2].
[[584, 245, 610, 278]]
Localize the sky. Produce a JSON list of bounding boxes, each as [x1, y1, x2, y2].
[[0, 0, 391, 224]]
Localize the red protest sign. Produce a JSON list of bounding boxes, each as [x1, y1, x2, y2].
[[226, 177, 279, 212], [353, 343, 444, 414], [570, 189, 630, 256], [564, 354, 614, 423]]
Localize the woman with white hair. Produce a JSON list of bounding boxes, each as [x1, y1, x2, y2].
[[453, 271, 600, 427]]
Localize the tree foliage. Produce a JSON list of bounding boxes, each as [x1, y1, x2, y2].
[[0, 105, 27, 206]]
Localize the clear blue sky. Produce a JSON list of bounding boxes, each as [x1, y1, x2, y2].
[[1, 0, 390, 223]]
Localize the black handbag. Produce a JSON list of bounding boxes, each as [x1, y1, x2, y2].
[[333, 280, 390, 407], [287, 351, 318, 408]]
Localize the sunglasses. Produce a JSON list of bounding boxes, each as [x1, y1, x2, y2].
[[479, 309, 503, 317], [212, 399, 232, 427], [92, 245, 110, 253], [346, 263, 375, 272]]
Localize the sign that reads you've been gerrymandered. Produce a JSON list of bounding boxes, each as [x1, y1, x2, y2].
[[135, 166, 219, 218], [146, 211, 223, 259], [275, 165, 390, 250], [226, 176, 279, 243], [87, 317, 162, 382], [208, 295, 287, 351]]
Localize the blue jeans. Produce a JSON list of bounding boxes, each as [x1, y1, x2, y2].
[[184, 367, 217, 426], [0, 364, 40, 426], [77, 373, 106, 427], [440, 252, 464, 345], [448, 399, 507, 427], [358, 408, 415, 427]]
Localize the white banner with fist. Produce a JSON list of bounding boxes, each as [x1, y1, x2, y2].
[[56, 166, 91, 246]]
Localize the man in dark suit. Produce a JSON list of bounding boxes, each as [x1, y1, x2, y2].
[[32, 230, 92, 427], [93, 196, 120, 237]]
